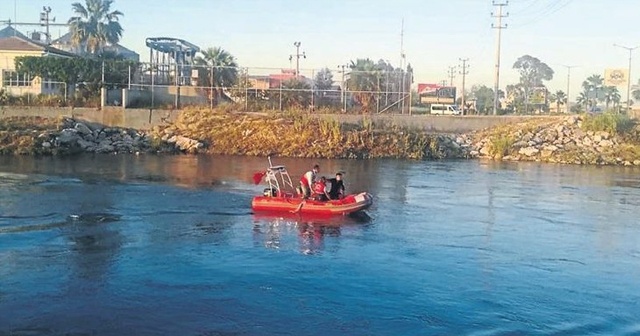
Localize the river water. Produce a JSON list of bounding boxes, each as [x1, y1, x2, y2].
[[1, 155, 639, 335]]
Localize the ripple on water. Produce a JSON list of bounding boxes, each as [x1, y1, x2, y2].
[[1, 158, 640, 335]]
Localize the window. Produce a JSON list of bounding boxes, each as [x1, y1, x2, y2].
[[2, 70, 33, 87]]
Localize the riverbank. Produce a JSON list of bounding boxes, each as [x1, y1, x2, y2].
[[464, 113, 640, 165], [1, 108, 639, 165]]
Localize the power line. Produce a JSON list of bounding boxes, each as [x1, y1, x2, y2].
[[491, 1, 508, 115], [511, 0, 573, 29]]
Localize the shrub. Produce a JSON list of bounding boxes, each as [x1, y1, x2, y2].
[[488, 134, 514, 158], [582, 113, 635, 134]]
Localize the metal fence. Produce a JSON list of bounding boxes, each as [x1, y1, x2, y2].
[[1, 60, 416, 113], [121, 63, 414, 113]]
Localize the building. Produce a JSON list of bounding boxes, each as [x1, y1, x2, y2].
[[51, 32, 140, 62], [248, 69, 312, 90], [0, 34, 75, 96]]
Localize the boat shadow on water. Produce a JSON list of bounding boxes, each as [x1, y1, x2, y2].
[[251, 211, 373, 254]]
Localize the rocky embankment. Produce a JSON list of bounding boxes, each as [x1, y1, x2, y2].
[[0, 117, 204, 155], [456, 115, 640, 166], [1, 111, 639, 166], [48, 118, 152, 154]]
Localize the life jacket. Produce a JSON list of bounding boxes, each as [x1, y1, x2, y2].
[[313, 181, 326, 195]]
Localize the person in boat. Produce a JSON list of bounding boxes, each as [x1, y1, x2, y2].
[[327, 172, 345, 200], [311, 176, 330, 202], [299, 164, 319, 198]]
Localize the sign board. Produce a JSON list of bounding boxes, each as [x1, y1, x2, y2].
[[528, 87, 547, 105], [417, 83, 456, 104], [604, 68, 628, 86]]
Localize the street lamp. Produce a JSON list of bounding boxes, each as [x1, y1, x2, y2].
[[614, 44, 639, 113]]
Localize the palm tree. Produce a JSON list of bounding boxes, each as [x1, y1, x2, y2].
[[554, 90, 567, 113], [576, 92, 592, 109], [347, 58, 382, 113], [582, 74, 604, 91], [68, 0, 124, 55], [195, 47, 239, 105], [603, 86, 621, 110], [581, 74, 605, 108]]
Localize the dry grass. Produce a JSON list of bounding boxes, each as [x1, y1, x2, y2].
[[153, 107, 450, 159]]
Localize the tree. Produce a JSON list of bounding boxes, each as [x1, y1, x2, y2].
[[633, 88, 640, 101], [469, 85, 495, 114], [549, 90, 567, 113], [68, 0, 124, 55], [15, 55, 135, 98], [576, 91, 593, 109], [550, 90, 567, 113], [347, 58, 382, 113], [582, 74, 605, 109], [195, 47, 239, 105], [314, 68, 333, 91], [505, 84, 526, 113], [512, 55, 554, 113], [583, 74, 604, 91], [313, 68, 333, 107], [603, 86, 621, 110], [280, 79, 311, 109]]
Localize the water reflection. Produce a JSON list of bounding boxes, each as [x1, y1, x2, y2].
[[0, 155, 378, 194], [63, 213, 124, 282], [252, 213, 370, 255]]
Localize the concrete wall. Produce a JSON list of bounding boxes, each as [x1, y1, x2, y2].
[[316, 114, 564, 133], [0, 106, 180, 130], [122, 86, 207, 108], [0, 106, 569, 133]]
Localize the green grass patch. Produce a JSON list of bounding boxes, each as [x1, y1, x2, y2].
[[488, 134, 514, 158], [582, 113, 635, 134]]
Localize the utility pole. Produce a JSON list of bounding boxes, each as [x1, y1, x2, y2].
[[459, 58, 469, 115], [338, 64, 348, 112], [614, 44, 639, 113], [400, 18, 406, 114], [447, 66, 456, 86], [562, 65, 577, 113], [491, 1, 508, 115], [39, 6, 53, 45], [289, 42, 306, 79]]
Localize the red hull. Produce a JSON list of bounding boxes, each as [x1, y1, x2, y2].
[[252, 192, 373, 216]]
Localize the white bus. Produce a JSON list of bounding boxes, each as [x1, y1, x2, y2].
[[430, 104, 462, 115]]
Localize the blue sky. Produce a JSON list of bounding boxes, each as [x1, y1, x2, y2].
[[1, 0, 638, 101]]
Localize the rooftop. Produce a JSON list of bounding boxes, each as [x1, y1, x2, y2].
[[0, 36, 76, 57]]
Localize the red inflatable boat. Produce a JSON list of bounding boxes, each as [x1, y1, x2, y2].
[[251, 158, 373, 216]]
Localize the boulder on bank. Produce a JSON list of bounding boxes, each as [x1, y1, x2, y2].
[[458, 114, 640, 166]]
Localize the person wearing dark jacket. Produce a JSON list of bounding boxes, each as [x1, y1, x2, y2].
[[327, 173, 345, 200]]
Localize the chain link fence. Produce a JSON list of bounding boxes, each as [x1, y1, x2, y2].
[[1, 60, 415, 113]]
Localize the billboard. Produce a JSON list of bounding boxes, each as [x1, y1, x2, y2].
[[604, 68, 628, 86], [528, 87, 547, 105], [417, 83, 456, 104]]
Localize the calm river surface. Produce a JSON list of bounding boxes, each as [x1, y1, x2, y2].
[[1, 155, 639, 335]]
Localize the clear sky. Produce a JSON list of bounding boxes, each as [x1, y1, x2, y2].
[[1, 0, 638, 101]]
